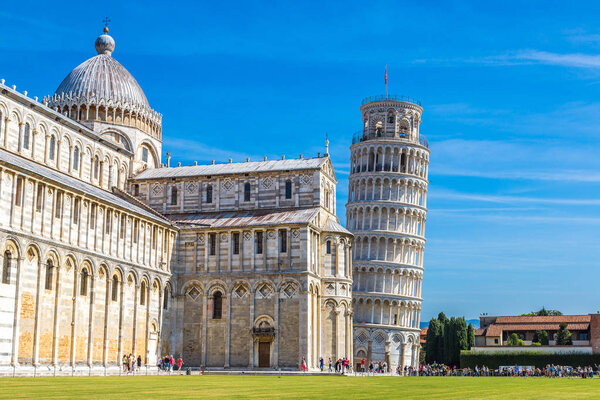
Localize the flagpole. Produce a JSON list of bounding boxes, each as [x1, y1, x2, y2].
[[385, 64, 388, 99]]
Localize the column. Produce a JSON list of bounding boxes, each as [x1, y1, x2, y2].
[[87, 276, 96, 366], [132, 285, 139, 359], [202, 293, 208, 366], [32, 259, 43, 366], [70, 268, 79, 367], [103, 278, 111, 366], [248, 290, 255, 368], [10, 256, 24, 366], [225, 292, 231, 368], [273, 289, 279, 368]]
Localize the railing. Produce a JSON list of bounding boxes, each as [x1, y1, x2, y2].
[[351, 130, 429, 148], [361, 95, 421, 106]]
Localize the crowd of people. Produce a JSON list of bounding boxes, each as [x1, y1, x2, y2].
[[416, 363, 600, 378], [121, 354, 142, 374], [157, 355, 184, 373]]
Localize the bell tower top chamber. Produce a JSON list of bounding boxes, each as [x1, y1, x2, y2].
[[353, 95, 428, 149], [347, 94, 429, 371]]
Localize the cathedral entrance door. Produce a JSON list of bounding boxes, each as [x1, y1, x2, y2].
[[258, 342, 270, 368]]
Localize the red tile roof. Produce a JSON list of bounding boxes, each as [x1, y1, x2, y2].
[[494, 315, 590, 324]]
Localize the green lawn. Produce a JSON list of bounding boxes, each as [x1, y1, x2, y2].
[[1, 375, 599, 399]]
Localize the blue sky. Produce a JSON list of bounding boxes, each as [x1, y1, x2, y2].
[[2, 1, 600, 321]]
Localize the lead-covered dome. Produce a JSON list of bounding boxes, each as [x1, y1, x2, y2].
[[46, 27, 162, 139]]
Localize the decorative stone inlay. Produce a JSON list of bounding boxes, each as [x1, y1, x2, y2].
[[374, 333, 386, 343], [267, 230, 275, 239], [257, 284, 273, 299], [243, 232, 252, 241], [392, 334, 401, 343], [186, 182, 197, 194], [197, 234, 205, 244], [291, 229, 300, 239], [261, 177, 273, 189], [222, 178, 233, 191], [234, 285, 247, 298], [282, 283, 297, 298], [325, 283, 335, 295], [152, 183, 162, 196], [357, 331, 369, 343], [220, 233, 228, 241], [187, 287, 201, 301], [300, 174, 312, 185]]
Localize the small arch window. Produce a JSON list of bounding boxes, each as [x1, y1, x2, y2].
[[326, 240, 332, 254], [112, 276, 119, 302], [212, 291, 223, 319], [49, 136, 56, 160], [93, 156, 100, 179], [171, 186, 178, 205], [142, 146, 149, 163], [206, 184, 213, 203], [80, 268, 89, 296], [45, 259, 54, 290], [72, 146, 80, 170], [140, 281, 147, 305], [163, 287, 170, 310], [133, 184, 139, 196], [244, 182, 251, 202], [2, 250, 11, 284], [285, 180, 292, 199], [23, 123, 30, 149]]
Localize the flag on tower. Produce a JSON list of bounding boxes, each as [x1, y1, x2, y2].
[[385, 65, 388, 85]]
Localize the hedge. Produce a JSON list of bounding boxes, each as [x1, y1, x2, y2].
[[460, 350, 600, 369]]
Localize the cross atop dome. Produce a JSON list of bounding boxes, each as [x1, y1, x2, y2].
[[95, 20, 115, 56]]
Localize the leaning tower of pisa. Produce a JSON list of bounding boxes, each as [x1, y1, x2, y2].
[[347, 95, 429, 370]]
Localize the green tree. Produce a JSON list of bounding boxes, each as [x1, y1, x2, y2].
[[425, 318, 442, 363], [507, 333, 524, 346], [454, 318, 469, 366], [556, 323, 572, 345], [436, 312, 448, 363], [467, 323, 475, 349], [533, 330, 549, 345], [521, 307, 562, 316]]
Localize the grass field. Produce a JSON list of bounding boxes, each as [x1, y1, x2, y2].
[[1, 375, 600, 399]]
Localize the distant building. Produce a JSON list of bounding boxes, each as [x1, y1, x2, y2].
[[473, 314, 600, 354]]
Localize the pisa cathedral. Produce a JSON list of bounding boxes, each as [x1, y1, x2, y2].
[[0, 27, 426, 375]]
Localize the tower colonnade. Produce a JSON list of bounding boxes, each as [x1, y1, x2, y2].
[[347, 97, 429, 371]]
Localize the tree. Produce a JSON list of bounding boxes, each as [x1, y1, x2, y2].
[[467, 323, 475, 349], [425, 318, 442, 363], [556, 323, 572, 345], [521, 307, 562, 316], [436, 312, 448, 363], [507, 333, 524, 346], [533, 330, 549, 345]]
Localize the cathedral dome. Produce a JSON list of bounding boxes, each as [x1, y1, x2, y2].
[[47, 27, 161, 139]]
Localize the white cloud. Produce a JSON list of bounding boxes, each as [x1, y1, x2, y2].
[[431, 188, 600, 206]]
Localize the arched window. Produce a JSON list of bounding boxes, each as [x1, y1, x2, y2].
[[142, 146, 149, 163], [93, 156, 99, 179], [171, 186, 178, 205], [206, 184, 213, 203], [2, 250, 11, 284], [212, 291, 222, 319], [285, 180, 292, 199], [387, 111, 395, 124], [112, 275, 119, 302], [23, 123, 30, 149], [244, 182, 251, 202], [49, 136, 56, 160], [72, 146, 80, 170], [163, 287, 169, 310], [133, 184, 139, 196], [80, 268, 89, 296], [326, 240, 332, 254], [45, 260, 54, 290], [140, 281, 147, 305], [400, 153, 407, 173]]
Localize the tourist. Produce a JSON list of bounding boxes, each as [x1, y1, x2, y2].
[[301, 357, 307, 372], [328, 357, 332, 372], [177, 356, 183, 372], [137, 355, 142, 372], [361, 358, 366, 374], [319, 357, 324, 371]]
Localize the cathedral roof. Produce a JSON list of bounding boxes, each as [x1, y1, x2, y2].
[[132, 157, 330, 180], [170, 207, 321, 228], [48, 27, 156, 120], [0, 148, 172, 226]]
